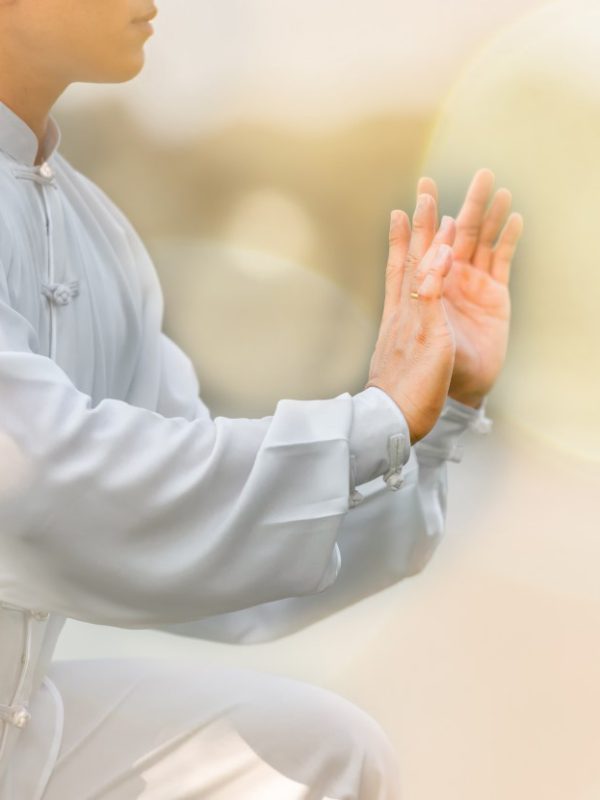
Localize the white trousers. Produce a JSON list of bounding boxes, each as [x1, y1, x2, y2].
[[33, 658, 402, 800]]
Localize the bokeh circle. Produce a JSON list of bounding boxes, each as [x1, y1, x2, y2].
[[422, 0, 600, 462]]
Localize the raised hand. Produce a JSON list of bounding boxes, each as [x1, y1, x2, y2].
[[417, 169, 524, 408], [365, 193, 457, 443]]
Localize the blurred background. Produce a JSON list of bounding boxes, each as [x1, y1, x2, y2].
[[53, 0, 600, 797]]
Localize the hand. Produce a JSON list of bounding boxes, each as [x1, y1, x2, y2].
[[417, 169, 524, 408], [365, 193, 457, 443]]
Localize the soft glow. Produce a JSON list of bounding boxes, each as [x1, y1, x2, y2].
[[423, 0, 600, 462], [151, 239, 376, 417], [222, 188, 318, 274], [58, 0, 548, 138]]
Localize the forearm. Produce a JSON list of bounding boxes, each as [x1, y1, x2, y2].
[[156, 396, 492, 644], [0, 336, 356, 626]]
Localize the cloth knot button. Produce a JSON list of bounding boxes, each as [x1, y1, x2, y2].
[[11, 707, 31, 728], [385, 471, 405, 490], [348, 454, 365, 507], [39, 162, 54, 179], [0, 704, 31, 729], [349, 488, 365, 508], [383, 432, 409, 491], [41, 280, 80, 306]]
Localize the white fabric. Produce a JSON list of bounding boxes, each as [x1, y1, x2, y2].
[[0, 99, 491, 799], [15, 658, 402, 800]]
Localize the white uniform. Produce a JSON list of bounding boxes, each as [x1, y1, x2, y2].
[[0, 100, 492, 799]]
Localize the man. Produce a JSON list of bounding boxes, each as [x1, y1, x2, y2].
[[0, 1, 523, 798]]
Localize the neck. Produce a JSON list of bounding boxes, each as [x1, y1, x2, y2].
[[0, 58, 67, 166]]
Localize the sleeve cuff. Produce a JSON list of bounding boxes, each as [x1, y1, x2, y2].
[[414, 395, 493, 464], [349, 386, 411, 496]]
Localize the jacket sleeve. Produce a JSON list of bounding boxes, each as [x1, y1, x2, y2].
[[0, 238, 416, 628], [154, 329, 493, 644]]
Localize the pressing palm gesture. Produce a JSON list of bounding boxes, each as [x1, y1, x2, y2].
[[417, 169, 524, 408]]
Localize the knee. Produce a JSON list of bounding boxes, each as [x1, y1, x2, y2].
[[236, 674, 402, 800], [318, 691, 402, 800]]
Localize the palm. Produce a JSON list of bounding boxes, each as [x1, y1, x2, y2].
[[443, 256, 510, 399], [419, 170, 523, 405]]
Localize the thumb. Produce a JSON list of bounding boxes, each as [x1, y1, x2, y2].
[[382, 209, 410, 322]]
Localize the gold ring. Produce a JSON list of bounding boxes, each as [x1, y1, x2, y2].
[[410, 291, 419, 300]]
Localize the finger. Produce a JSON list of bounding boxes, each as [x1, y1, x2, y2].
[[382, 209, 411, 320], [417, 177, 439, 231], [402, 193, 437, 298], [413, 215, 456, 284], [491, 212, 524, 284], [416, 244, 454, 326], [417, 176, 439, 224], [454, 168, 495, 262], [472, 188, 512, 272]]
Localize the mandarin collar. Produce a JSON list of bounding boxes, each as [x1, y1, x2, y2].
[[0, 100, 61, 167]]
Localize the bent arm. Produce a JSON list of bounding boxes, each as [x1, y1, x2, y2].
[[0, 248, 409, 629], [156, 397, 492, 643]]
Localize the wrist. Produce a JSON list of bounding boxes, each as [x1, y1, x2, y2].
[[350, 386, 411, 485]]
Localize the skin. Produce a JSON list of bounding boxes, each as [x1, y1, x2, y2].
[[365, 198, 459, 442], [417, 170, 524, 408], [0, 0, 156, 163], [365, 175, 523, 440]]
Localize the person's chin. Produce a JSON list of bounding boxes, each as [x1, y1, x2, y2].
[[90, 53, 146, 84]]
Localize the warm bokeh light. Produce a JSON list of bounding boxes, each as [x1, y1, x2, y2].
[[223, 188, 318, 269], [60, 0, 549, 137], [153, 239, 376, 416], [423, 0, 600, 463]]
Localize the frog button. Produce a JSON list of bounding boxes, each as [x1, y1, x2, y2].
[[383, 431, 409, 491], [39, 162, 54, 179], [11, 706, 31, 729], [41, 280, 80, 306], [0, 704, 31, 729]]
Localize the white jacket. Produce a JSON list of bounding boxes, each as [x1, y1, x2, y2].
[[0, 100, 492, 799]]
